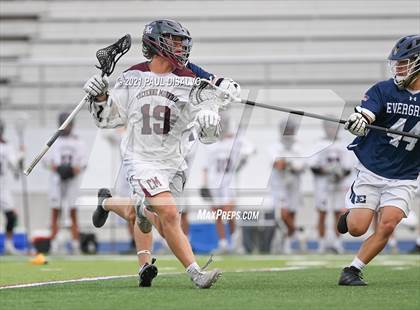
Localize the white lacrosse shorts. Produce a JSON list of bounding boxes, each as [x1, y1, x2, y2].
[[345, 168, 418, 217], [125, 163, 186, 210]]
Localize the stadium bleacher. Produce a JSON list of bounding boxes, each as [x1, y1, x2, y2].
[[1, 0, 419, 112]]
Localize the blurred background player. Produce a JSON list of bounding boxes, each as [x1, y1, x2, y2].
[[104, 127, 137, 253], [310, 120, 352, 253], [338, 34, 420, 286], [0, 119, 23, 254], [201, 116, 254, 254], [269, 118, 306, 254], [45, 112, 87, 254], [409, 184, 420, 253]]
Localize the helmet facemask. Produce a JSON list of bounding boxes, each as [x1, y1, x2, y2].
[[389, 54, 420, 90], [158, 34, 192, 68], [143, 33, 192, 69]]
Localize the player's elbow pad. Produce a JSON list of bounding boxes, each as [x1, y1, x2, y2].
[[88, 98, 124, 128]]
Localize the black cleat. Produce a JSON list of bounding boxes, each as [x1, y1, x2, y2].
[[92, 188, 112, 228], [337, 210, 350, 234], [338, 266, 367, 286], [139, 258, 158, 287]]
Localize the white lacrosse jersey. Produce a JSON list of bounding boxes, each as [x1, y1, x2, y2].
[[44, 134, 87, 210], [204, 135, 254, 189], [45, 134, 87, 169], [0, 141, 19, 210], [109, 63, 215, 172], [269, 140, 306, 210], [310, 138, 353, 189]]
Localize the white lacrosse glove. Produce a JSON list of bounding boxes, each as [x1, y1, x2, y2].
[[83, 74, 109, 99], [195, 110, 221, 144], [344, 106, 370, 136]]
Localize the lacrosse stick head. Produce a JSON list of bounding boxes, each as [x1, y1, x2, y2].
[[96, 34, 132, 76], [189, 79, 239, 109]]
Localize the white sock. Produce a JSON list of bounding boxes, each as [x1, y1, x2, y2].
[[71, 240, 80, 250], [101, 198, 109, 211], [416, 236, 420, 246], [388, 238, 397, 248], [350, 257, 366, 271], [333, 237, 343, 248], [318, 238, 326, 250], [186, 262, 200, 275], [4, 239, 14, 249], [218, 239, 228, 249]]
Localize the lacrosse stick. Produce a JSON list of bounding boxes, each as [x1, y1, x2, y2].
[[190, 79, 420, 140], [24, 34, 132, 176]]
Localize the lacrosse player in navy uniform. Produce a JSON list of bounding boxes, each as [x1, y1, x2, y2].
[[338, 35, 420, 285], [83, 19, 240, 288]]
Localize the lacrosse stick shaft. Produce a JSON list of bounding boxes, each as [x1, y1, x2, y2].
[[24, 94, 90, 176], [239, 99, 420, 139]]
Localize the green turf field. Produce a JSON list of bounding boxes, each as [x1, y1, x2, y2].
[[1, 254, 419, 310]]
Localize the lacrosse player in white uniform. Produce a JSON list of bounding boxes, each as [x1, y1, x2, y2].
[[202, 116, 254, 254], [0, 119, 23, 254], [269, 119, 306, 254], [45, 112, 87, 254], [310, 121, 353, 254], [83, 19, 240, 288]]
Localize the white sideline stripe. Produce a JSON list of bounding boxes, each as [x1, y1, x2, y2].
[[0, 267, 305, 290]]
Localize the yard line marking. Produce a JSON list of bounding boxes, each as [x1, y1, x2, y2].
[[0, 275, 139, 290], [0, 267, 305, 290]]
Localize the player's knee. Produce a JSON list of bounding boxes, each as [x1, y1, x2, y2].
[[377, 220, 398, 237], [5, 211, 17, 233], [159, 207, 179, 225], [348, 223, 368, 237], [126, 207, 136, 224]]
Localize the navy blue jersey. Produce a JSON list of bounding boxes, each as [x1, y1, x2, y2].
[[187, 62, 215, 81], [348, 79, 420, 180]]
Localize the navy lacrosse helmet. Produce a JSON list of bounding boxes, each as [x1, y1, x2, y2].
[[142, 19, 192, 69], [388, 35, 420, 89]]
